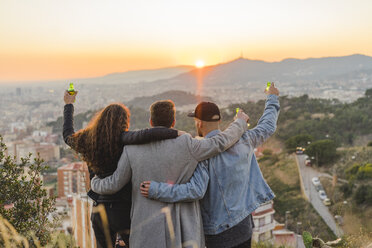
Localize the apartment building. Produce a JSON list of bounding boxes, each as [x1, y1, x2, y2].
[[57, 162, 90, 198], [252, 201, 276, 243]]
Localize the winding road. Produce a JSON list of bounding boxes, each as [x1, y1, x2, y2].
[[295, 154, 344, 237]]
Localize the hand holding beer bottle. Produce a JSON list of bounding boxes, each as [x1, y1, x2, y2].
[[64, 83, 78, 104], [265, 82, 279, 96]]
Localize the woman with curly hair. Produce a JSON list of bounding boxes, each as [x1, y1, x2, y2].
[[62, 91, 179, 248]]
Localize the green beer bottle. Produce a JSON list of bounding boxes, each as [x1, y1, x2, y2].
[[266, 82, 271, 91], [68, 83, 75, 95]]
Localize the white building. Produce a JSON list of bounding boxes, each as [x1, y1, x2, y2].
[[252, 201, 276, 243]]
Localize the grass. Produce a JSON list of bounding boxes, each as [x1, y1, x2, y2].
[[320, 176, 372, 238], [0, 215, 76, 247]]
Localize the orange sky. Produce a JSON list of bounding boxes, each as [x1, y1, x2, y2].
[[1, 0, 372, 82]]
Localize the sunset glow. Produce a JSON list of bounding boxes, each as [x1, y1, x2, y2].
[[1, 0, 372, 82], [195, 60, 205, 68]]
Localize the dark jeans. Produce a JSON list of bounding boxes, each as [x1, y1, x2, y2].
[[91, 202, 131, 248], [232, 239, 251, 248], [206, 238, 251, 248]]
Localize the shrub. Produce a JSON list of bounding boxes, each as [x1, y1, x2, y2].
[[339, 183, 353, 198], [345, 163, 360, 180], [0, 136, 56, 245], [356, 164, 372, 180], [367, 141, 372, 147], [346, 163, 372, 181], [354, 185, 368, 205]]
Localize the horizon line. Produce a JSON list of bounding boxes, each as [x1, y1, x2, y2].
[[0, 53, 368, 84]]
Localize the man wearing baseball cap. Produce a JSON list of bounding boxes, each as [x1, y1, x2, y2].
[[140, 83, 280, 248]]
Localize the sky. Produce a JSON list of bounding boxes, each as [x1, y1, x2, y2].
[[1, 0, 372, 82]]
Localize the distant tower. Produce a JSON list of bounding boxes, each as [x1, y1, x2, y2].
[[240, 50, 244, 59]]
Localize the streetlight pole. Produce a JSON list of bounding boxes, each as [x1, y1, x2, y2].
[[285, 211, 290, 229], [296, 222, 302, 234]]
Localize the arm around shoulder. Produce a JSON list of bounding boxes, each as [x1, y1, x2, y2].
[[188, 118, 248, 162], [91, 147, 132, 194], [121, 128, 178, 145]]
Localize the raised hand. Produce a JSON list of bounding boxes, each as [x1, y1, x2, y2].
[[64, 90, 78, 104], [265, 82, 279, 96], [236, 109, 250, 123]]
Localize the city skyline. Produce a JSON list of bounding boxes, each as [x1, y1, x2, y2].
[[1, 0, 372, 81]]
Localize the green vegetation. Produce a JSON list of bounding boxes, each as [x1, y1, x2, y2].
[[0, 136, 56, 245], [345, 163, 372, 181], [275, 90, 372, 146], [367, 141, 372, 147], [284, 134, 313, 152], [319, 146, 372, 239], [354, 185, 372, 205], [302, 231, 313, 248], [305, 139, 337, 166], [48, 109, 94, 133]]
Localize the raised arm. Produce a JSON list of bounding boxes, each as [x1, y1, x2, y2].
[[188, 114, 249, 162], [141, 161, 209, 203], [91, 147, 132, 195], [63, 91, 78, 147], [242, 84, 280, 148], [121, 128, 179, 145]]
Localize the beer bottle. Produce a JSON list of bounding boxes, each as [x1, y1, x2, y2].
[[68, 83, 75, 95]]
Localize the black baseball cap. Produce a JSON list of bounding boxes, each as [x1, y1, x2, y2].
[[187, 102, 221, 122]]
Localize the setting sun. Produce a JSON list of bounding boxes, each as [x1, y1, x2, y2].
[[195, 60, 205, 68]]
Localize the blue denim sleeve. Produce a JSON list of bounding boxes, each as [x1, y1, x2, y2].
[[148, 162, 210, 203], [242, 94, 280, 148]]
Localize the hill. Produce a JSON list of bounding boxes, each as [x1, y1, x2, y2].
[[135, 54, 372, 104], [97, 66, 194, 84], [125, 90, 213, 109]]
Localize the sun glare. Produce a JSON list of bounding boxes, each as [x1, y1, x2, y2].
[[195, 60, 205, 68]]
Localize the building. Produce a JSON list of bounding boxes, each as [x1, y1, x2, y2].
[[273, 224, 300, 248], [70, 195, 96, 248], [252, 201, 276, 243], [57, 162, 90, 198], [5, 141, 60, 163]]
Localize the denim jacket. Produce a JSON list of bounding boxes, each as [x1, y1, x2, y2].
[[148, 94, 280, 235]]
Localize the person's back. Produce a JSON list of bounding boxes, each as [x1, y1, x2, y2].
[[126, 134, 206, 248], [91, 100, 250, 248], [200, 129, 274, 234], [141, 84, 280, 248]]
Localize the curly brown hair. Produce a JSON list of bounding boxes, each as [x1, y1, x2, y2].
[[71, 103, 130, 175]]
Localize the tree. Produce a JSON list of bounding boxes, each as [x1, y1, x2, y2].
[[305, 139, 337, 166], [365, 88, 372, 98], [0, 136, 56, 245], [367, 141, 372, 147], [285, 134, 313, 151]]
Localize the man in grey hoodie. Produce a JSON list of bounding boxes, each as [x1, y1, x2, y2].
[[91, 100, 249, 248]]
